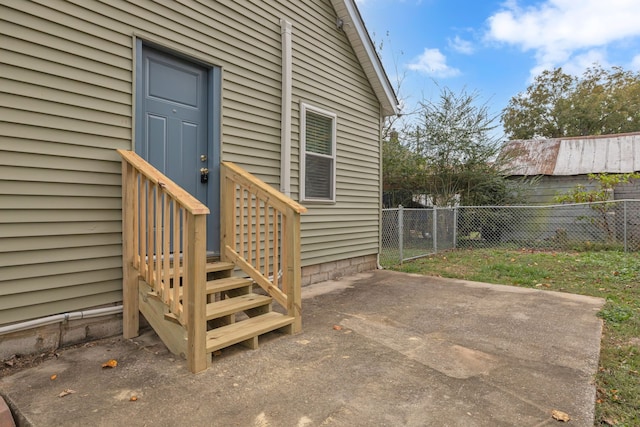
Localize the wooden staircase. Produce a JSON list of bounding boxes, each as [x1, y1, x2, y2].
[[139, 259, 295, 366], [119, 150, 306, 373], [202, 261, 294, 354]]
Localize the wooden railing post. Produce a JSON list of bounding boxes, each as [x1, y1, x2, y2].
[[220, 173, 235, 263], [121, 160, 139, 338], [185, 213, 208, 373], [284, 207, 302, 333]]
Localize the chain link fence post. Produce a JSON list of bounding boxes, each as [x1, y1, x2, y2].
[[624, 200, 628, 253], [432, 207, 438, 254], [398, 205, 404, 263], [453, 207, 458, 249]]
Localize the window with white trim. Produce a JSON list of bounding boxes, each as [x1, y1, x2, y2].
[[300, 103, 336, 202]]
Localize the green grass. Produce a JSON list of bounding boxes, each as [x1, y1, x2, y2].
[[388, 248, 640, 426]]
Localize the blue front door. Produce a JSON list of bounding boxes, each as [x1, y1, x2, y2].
[[137, 46, 218, 253]]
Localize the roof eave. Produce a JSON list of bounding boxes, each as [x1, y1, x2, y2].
[[331, 0, 399, 117]]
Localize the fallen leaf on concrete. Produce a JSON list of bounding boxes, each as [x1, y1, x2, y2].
[[58, 389, 76, 398], [551, 410, 571, 422], [101, 359, 118, 369], [333, 325, 343, 331], [50, 374, 57, 381]]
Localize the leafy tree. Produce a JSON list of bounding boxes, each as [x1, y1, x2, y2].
[[502, 68, 574, 139], [408, 87, 525, 206], [502, 65, 640, 139], [382, 130, 422, 206], [383, 87, 533, 207]]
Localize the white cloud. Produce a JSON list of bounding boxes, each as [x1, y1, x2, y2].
[[562, 49, 610, 75], [486, 0, 640, 75], [449, 36, 474, 54], [407, 48, 461, 78], [632, 54, 640, 71]]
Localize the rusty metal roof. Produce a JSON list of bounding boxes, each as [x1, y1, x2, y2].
[[503, 132, 640, 176]]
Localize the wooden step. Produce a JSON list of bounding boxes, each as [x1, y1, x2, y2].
[[206, 293, 272, 320], [168, 261, 234, 277], [206, 277, 252, 294], [206, 312, 295, 353], [205, 261, 235, 273], [179, 277, 253, 299]]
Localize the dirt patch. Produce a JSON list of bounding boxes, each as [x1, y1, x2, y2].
[[628, 337, 640, 348], [0, 350, 60, 378], [0, 338, 115, 378]]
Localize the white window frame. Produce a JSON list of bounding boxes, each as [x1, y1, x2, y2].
[[299, 102, 337, 203]]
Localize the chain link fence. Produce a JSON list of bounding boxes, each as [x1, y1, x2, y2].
[[381, 200, 640, 266]]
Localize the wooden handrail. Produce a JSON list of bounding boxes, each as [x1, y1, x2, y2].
[[117, 150, 209, 215], [221, 161, 307, 214], [221, 161, 306, 332], [119, 149, 208, 372]]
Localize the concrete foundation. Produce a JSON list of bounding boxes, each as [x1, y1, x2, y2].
[[0, 310, 124, 361]]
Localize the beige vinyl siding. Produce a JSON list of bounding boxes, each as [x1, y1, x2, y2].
[[0, 0, 384, 325], [0, 0, 279, 325], [0, 0, 127, 324], [0, 0, 285, 326], [286, 1, 383, 266]]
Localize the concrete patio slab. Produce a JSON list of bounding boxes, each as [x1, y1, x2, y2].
[[0, 270, 604, 426]]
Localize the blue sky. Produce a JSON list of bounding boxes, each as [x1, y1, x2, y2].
[[355, 0, 640, 136]]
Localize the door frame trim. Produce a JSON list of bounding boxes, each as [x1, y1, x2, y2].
[[133, 39, 221, 254]]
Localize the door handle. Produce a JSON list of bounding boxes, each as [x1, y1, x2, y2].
[[200, 168, 209, 183]]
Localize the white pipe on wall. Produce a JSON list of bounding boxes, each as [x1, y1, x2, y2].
[[280, 19, 293, 196], [0, 305, 123, 336]]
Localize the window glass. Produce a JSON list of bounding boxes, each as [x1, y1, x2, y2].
[[301, 104, 336, 202]]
